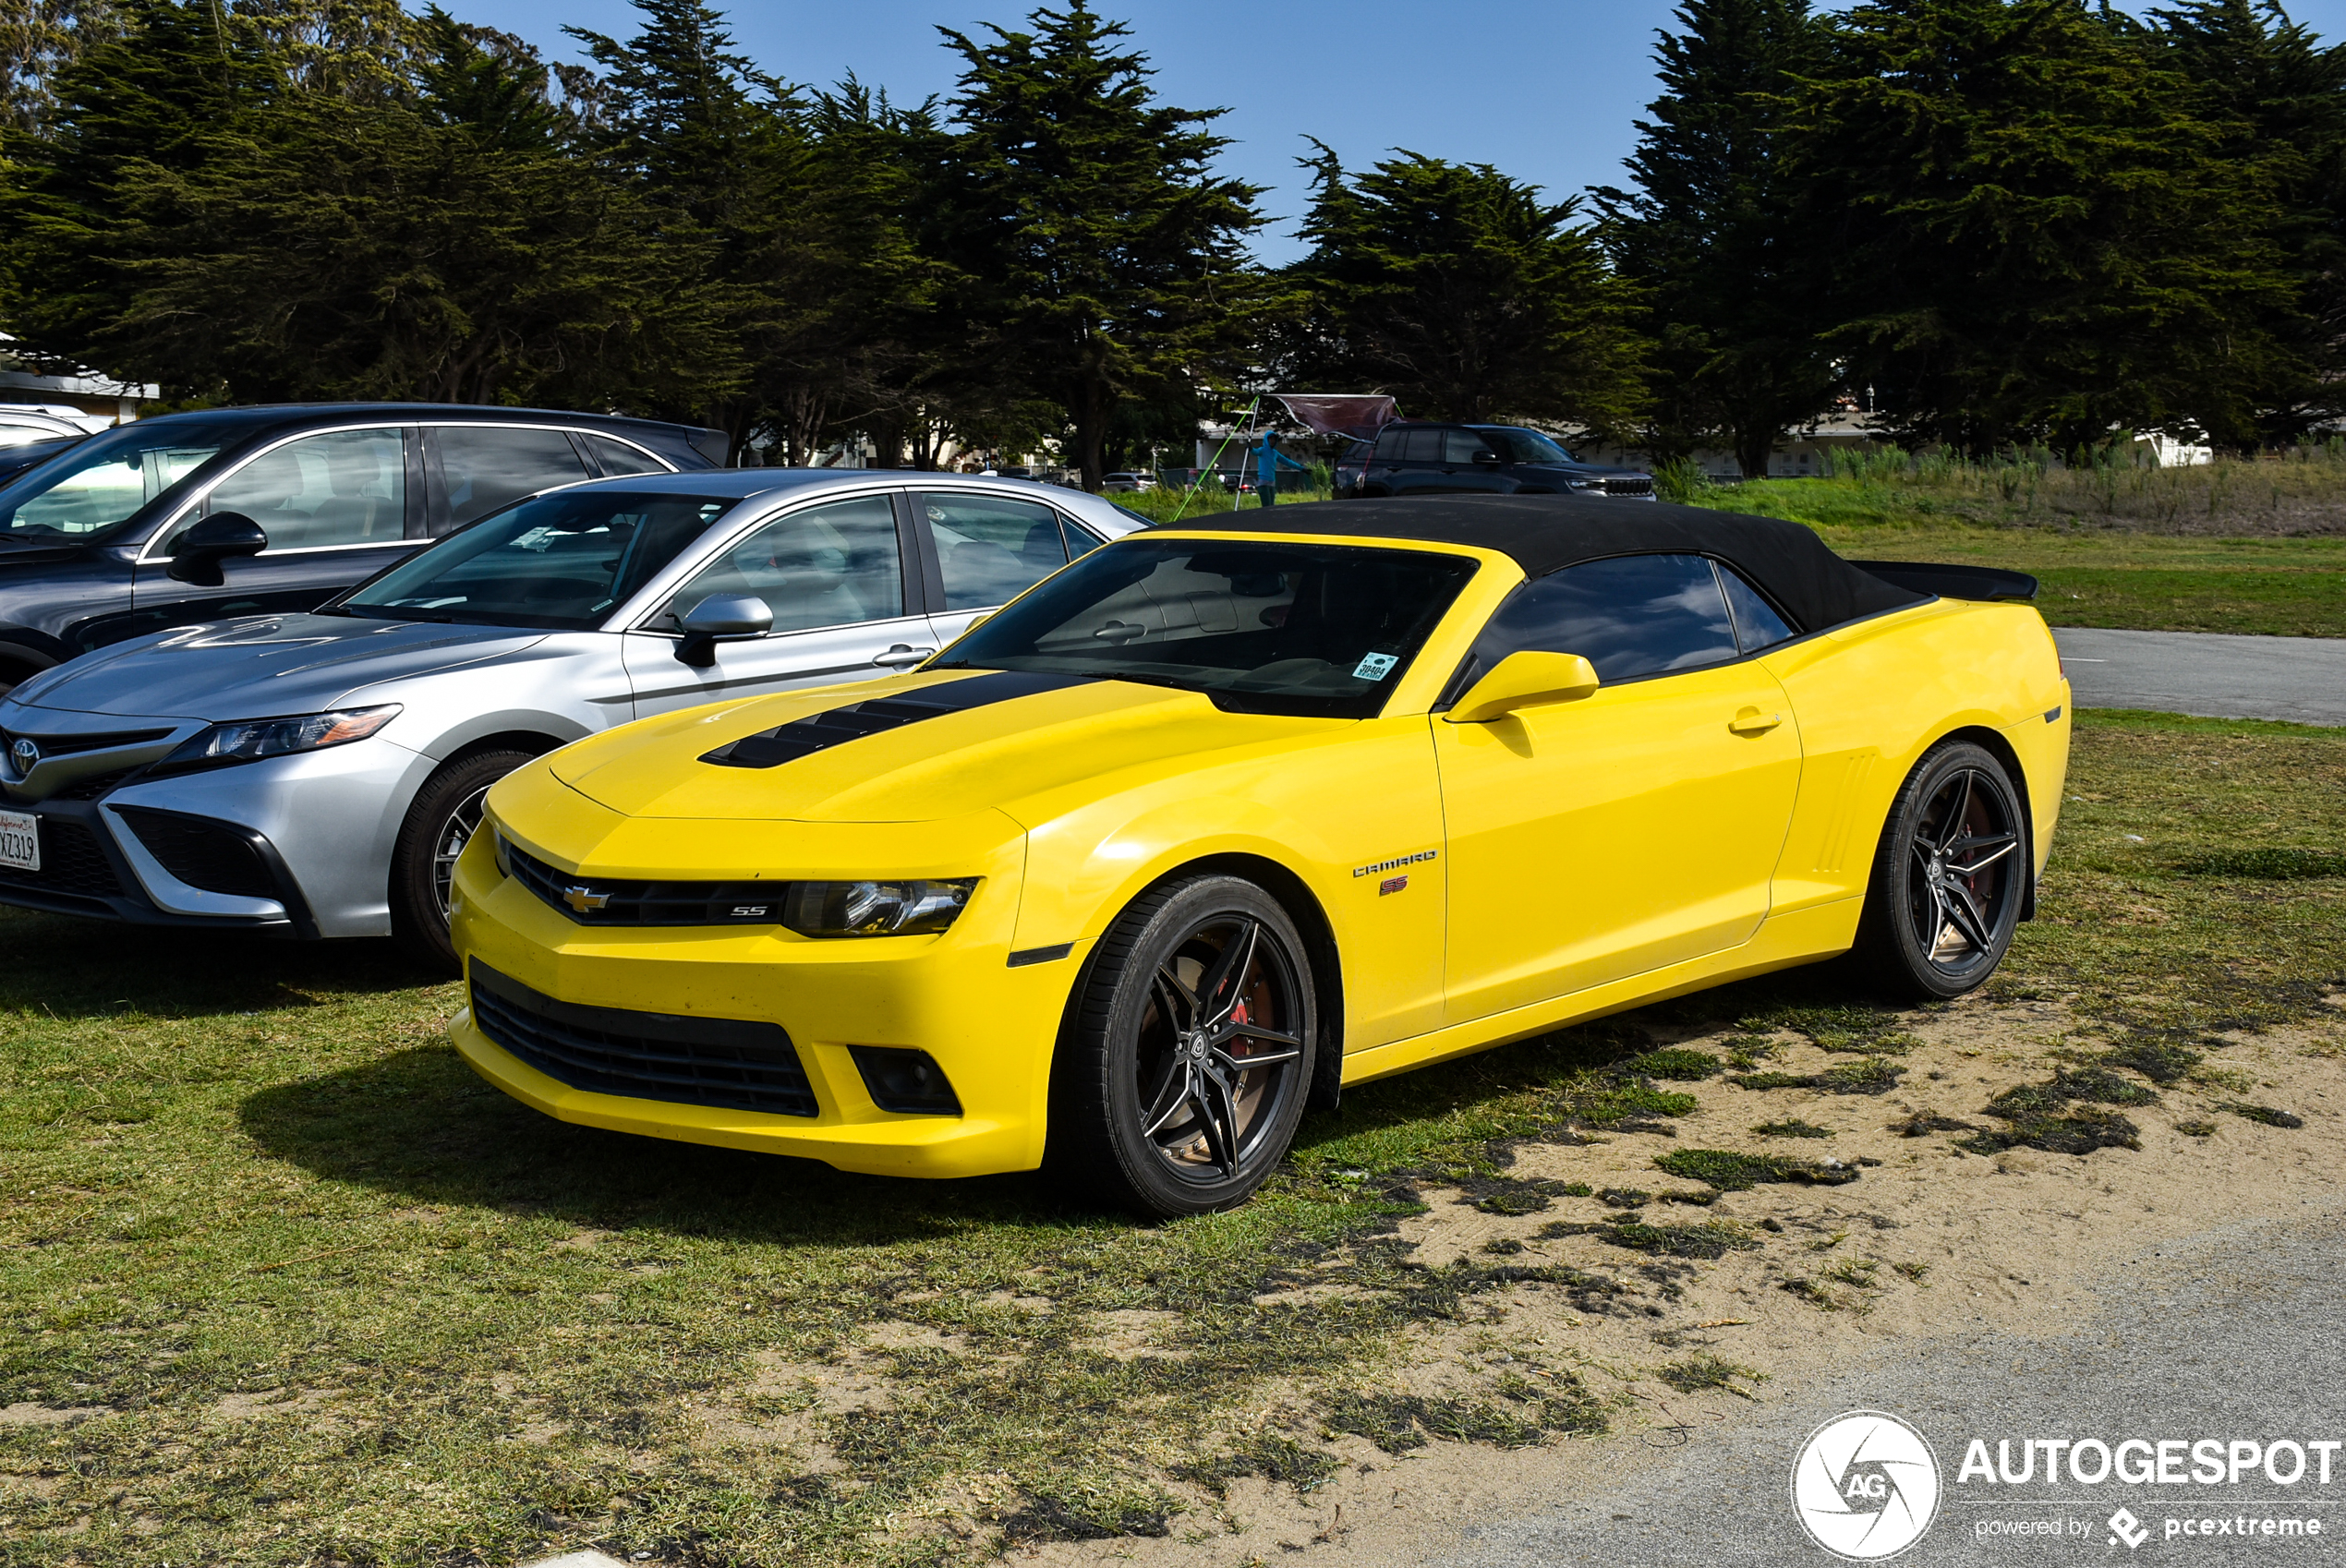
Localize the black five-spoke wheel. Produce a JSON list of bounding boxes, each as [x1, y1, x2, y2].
[[1054, 874, 1317, 1216], [1859, 740, 2027, 999]]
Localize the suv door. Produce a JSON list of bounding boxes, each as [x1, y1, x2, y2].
[[425, 424, 594, 536], [913, 489, 1090, 646], [130, 426, 420, 633], [1381, 427, 1449, 496], [622, 490, 933, 718], [1434, 553, 1803, 1023]]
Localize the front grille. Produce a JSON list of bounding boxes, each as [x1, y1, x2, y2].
[[52, 767, 138, 802], [469, 961, 816, 1117], [506, 842, 784, 926], [0, 816, 124, 899], [1, 726, 172, 759], [115, 808, 279, 899], [1603, 476, 1655, 498]]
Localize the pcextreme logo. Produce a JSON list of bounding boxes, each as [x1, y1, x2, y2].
[[1792, 1410, 1943, 1560]]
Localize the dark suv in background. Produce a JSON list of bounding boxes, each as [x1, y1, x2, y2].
[[1336, 422, 1653, 501], [0, 404, 723, 695]]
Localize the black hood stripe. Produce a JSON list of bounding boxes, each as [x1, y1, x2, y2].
[[700, 669, 1097, 769]]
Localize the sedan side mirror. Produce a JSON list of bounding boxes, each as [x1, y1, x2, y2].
[[1444, 651, 1602, 724], [165, 512, 269, 586], [675, 593, 773, 668]]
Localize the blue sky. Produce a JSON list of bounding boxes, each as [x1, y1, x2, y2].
[[471, 0, 2346, 265]]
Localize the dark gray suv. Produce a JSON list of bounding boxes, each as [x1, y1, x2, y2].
[[0, 404, 724, 696], [1337, 422, 1654, 501]]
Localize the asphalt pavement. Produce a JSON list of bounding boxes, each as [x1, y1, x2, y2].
[[2052, 628, 2346, 727], [1436, 1205, 2346, 1566]]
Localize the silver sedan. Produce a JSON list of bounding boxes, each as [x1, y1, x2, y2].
[[0, 470, 1142, 966]]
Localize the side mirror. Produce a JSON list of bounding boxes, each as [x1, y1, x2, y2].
[[1444, 651, 1602, 724], [674, 592, 773, 668], [1471, 449, 1503, 464], [165, 512, 269, 586]]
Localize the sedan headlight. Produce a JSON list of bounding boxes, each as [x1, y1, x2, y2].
[[782, 878, 977, 938], [154, 705, 401, 775]]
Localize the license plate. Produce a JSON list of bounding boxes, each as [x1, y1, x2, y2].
[[0, 809, 35, 874]]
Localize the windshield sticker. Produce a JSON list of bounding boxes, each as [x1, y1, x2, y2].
[[1353, 652, 1398, 681]]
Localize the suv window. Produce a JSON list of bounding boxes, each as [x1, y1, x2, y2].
[[583, 433, 665, 477], [0, 419, 240, 541], [658, 495, 903, 633], [1401, 428, 1442, 464], [1463, 553, 1740, 686], [922, 492, 1072, 610], [1373, 428, 1408, 462], [1443, 430, 1493, 464], [168, 428, 407, 552], [435, 426, 590, 532]]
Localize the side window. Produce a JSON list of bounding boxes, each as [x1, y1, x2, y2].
[[1464, 553, 1739, 686], [1372, 428, 1408, 462], [1717, 562, 1797, 652], [434, 426, 590, 533], [922, 492, 1070, 611], [1400, 428, 1442, 463], [582, 433, 665, 477], [184, 428, 406, 552], [659, 494, 903, 633], [1059, 518, 1104, 560], [1443, 429, 1492, 463]]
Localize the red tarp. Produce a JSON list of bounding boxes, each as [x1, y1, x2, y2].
[[1272, 394, 1399, 441]]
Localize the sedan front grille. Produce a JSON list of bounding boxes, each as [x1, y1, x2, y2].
[[505, 842, 785, 926], [0, 817, 124, 899], [468, 961, 816, 1116]]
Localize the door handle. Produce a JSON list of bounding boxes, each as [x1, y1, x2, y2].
[[1729, 706, 1784, 734], [872, 644, 937, 669]]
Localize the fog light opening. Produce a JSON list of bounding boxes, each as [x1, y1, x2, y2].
[[848, 1046, 963, 1116]]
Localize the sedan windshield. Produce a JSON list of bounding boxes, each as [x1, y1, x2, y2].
[[1479, 427, 1578, 464], [0, 419, 243, 542], [338, 490, 734, 630], [931, 538, 1479, 718]]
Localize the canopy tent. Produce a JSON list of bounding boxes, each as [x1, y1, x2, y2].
[[1270, 394, 1399, 442]]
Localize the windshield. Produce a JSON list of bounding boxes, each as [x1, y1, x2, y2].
[[0, 419, 243, 542], [1480, 427, 1578, 464], [931, 537, 1479, 718], [338, 490, 734, 630]]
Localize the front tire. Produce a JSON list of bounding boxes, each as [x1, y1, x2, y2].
[[390, 748, 533, 971], [1855, 740, 2027, 1000], [1050, 874, 1318, 1218]]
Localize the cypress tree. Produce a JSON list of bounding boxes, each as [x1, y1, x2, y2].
[[1596, 0, 1834, 476]]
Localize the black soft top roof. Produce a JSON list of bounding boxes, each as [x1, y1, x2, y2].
[[1169, 493, 1928, 633]]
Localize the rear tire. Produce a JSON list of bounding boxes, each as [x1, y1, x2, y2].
[[1049, 874, 1318, 1218], [1854, 740, 2028, 1001], [390, 748, 533, 972]]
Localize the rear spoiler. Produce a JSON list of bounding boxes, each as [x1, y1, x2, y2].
[[1850, 560, 2038, 602]]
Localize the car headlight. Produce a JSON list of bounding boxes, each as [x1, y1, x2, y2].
[[154, 705, 401, 775], [782, 878, 977, 938]]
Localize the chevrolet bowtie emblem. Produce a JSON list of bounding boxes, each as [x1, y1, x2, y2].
[[562, 886, 611, 914]]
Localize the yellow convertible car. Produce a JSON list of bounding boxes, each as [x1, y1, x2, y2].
[[449, 496, 2069, 1215]]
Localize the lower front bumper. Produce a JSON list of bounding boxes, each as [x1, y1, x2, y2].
[[0, 796, 316, 936], [453, 1007, 1037, 1177]]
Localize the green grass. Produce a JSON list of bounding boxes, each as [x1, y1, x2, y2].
[[1686, 475, 2346, 637], [1, 710, 2340, 1563]]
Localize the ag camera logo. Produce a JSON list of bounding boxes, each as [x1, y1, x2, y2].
[[1792, 1410, 1942, 1560]]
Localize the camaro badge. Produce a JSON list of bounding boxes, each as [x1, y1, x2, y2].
[[562, 886, 611, 914], [1353, 850, 1435, 879]]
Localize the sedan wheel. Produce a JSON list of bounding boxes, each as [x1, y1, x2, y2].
[[390, 748, 535, 972], [1053, 874, 1317, 1216], [1857, 740, 2027, 999]]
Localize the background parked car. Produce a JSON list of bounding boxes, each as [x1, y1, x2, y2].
[[1340, 422, 1654, 500], [1101, 471, 1157, 492], [0, 404, 724, 697], [0, 471, 1140, 967]]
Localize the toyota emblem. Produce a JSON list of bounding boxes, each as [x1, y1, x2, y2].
[[7, 737, 37, 773]]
